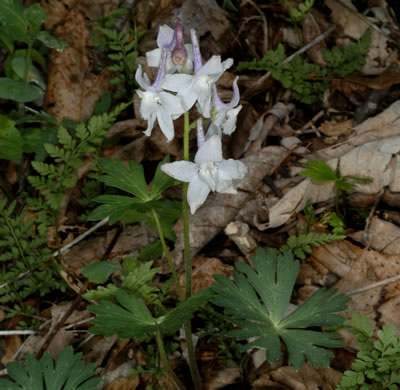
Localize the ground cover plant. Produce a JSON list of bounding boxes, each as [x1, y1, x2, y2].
[[1, 0, 400, 389]]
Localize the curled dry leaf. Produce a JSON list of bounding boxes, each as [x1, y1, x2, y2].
[[268, 136, 400, 229], [171, 146, 288, 266], [45, 10, 110, 122], [270, 363, 342, 390], [315, 100, 400, 161]]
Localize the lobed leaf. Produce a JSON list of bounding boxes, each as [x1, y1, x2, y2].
[[211, 248, 349, 369]]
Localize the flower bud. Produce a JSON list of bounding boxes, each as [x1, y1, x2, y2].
[[171, 12, 187, 65]]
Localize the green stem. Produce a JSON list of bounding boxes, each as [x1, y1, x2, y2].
[[155, 330, 186, 390], [182, 111, 202, 389], [151, 207, 184, 301], [183, 112, 191, 299]]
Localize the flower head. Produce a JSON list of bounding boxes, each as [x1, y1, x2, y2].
[[146, 24, 193, 73], [161, 134, 247, 213], [135, 49, 185, 142], [208, 76, 242, 136], [162, 55, 233, 118]]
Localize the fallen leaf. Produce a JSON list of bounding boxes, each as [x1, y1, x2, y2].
[[45, 10, 109, 122], [270, 363, 342, 390], [319, 119, 354, 137], [103, 376, 140, 390], [268, 136, 400, 228], [180, 257, 233, 294]]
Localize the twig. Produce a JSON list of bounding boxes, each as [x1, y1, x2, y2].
[[0, 330, 41, 335], [345, 274, 400, 296]]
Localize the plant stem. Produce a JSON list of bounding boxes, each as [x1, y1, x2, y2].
[[151, 207, 184, 301], [155, 330, 186, 390], [182, 111, 202, 389]]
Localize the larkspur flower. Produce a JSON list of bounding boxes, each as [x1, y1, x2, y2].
[[146, 21, 193, 73], [135, 49, 185, 142], [208, 76, 242, 136], [161, 127, 247, 214], [161, 28, 233, 118]]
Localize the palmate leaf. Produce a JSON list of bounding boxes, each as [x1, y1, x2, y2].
[[0, 347, 100, 390], [211, 248, 350, 370], [299, 159, 337, 182], [88, 289, 212, 340], [99, 158, 149, 201], [87, 194, 146, 224]]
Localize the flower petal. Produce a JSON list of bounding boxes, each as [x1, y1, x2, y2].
[[161, 161, 197, 182], [157, 25, 175, 49], [187, 174, 211, 214], [195, 135, 223, 165], [197, 55, 223, 77], [223, 105, 242, 135], [157, 108, 175, 142], [216, 159, 247, 191], [159, 92, 185, 116], [146, 48, 162, 68], [135, 66, 151, 90], [143, 114, 156, 137], [161, 73, 193, 92]]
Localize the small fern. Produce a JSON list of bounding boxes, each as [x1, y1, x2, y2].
[[0, 199, 64, 326], [83, 257, 161, 305], [28, 102, 129, 215], [236, 29, 371, 104], [280, 232, 345, 259], [95, 25, 145, 98]]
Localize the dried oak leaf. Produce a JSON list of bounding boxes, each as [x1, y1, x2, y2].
[[45, 10, 110, 122], [171, 146, 288, 266]]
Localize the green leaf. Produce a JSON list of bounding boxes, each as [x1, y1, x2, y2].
[[211, 248, 350, 369], [23, 4, 46, 34], [21, 127, 41, 153], [0, 347, 100, 390], [0, 77, 41, 102], [299, 159, 337, 182], [88, 195, 145, 224], [159, 288, 213, 335], [0, 114, 23, 162], [99, 158, 149, 200], [36, 31, 67, 49], [88, 290, 157, 339], [150, 156, 176, 199], [80, 261, 121, 284], [0, 0, 28, 42], [89, 289, 212, 340]]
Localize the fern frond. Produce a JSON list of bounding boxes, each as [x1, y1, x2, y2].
[[280, 232, 345, 259]]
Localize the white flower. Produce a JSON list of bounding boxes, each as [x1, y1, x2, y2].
[[161, 135, 247, 214], [208, 76, 242, 136], [161, 56, 233, 118], [146, 25, 193, 73], [135, 63, 185, 142]]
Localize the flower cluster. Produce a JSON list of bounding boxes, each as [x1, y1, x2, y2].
[[136, 13, 247, 214]]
